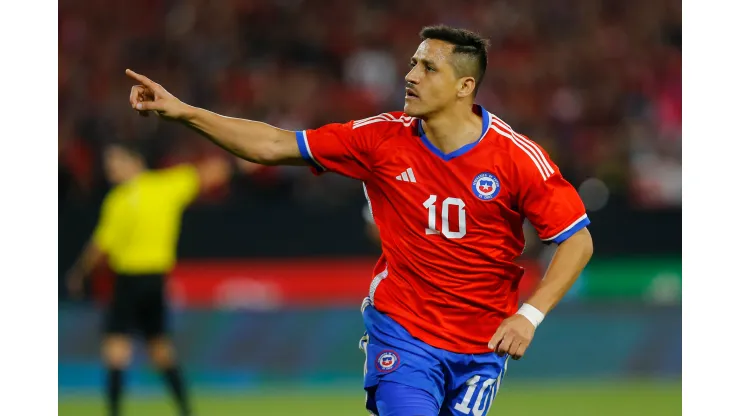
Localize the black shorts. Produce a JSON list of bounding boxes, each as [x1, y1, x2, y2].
[[105, 273, 168, 339]]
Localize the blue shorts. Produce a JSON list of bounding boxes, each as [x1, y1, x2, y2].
[[359, 301, 509, 416]]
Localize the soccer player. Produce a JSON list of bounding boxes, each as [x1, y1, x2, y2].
[[125, 25, 593, 416], [66, 141, 230, 416]]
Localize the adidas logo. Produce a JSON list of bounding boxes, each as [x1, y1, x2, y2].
[[395, 168, 417, 183]]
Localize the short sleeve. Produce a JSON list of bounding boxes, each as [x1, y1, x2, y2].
[[517, 146, 589, 244], [295, 115, 383, 181], [92, 190, 126, 252], [159, 165, 200, 206]]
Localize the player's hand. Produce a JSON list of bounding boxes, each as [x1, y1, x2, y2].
[[66, 270, 85, 300], [488, 314, 535, 360], [125, 69, 189, 120]]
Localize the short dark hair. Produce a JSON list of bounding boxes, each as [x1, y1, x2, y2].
[[419, 25, 490, 96]]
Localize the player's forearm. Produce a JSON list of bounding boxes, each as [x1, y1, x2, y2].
[[179, 106, 301, 166], [524, 228, 593, 315], [70, 241, 104, 277]]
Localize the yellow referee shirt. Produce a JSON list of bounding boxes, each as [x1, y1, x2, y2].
[[93, 165, 200, 275]]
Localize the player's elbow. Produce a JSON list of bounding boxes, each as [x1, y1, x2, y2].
[[568, 227, 594, 260], [250, 130, 301, 166], [558, 227, 593, 259], [250, 141, 280, 165]]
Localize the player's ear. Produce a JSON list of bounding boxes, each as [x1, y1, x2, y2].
[[457, 76, 476, 99]]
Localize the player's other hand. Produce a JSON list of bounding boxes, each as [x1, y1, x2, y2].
[[66, 270, 85, 300], [125, 69, 189, 120], [488, 314, 535, 360]]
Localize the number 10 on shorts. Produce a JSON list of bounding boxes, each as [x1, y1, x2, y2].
[[453, 375, 497, 416]]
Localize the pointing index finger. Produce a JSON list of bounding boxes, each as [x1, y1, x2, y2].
[[125, 69, 155, 88]]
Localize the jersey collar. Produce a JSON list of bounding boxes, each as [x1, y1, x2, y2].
[[416, 105, 490, 162]]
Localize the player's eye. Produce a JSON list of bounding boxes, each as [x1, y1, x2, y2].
[[409, 61, 416, 69], [426, 65, 435, 72]]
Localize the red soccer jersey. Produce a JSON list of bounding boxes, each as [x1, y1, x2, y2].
[[295, 105, 589, 353]]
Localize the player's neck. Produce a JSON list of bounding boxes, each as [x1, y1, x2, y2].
[[421, 104, 483, 154], [120, 168, 146, 184]]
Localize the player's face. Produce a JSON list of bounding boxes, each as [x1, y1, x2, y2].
[[104, 146, 142, 184], [404, 39, 462, 117]]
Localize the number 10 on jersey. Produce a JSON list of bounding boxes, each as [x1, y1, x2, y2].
[[423, 195, 466, 239]]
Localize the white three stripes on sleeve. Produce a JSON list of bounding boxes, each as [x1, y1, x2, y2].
[[353, 113, 393, 129], [489, 116, 554, 181], [490, 115, 554, 176], [352, 113, 416, 129]]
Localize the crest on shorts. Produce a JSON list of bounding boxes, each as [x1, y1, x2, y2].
[[471, 172, 501, 201], [375, 350, 400, 372]]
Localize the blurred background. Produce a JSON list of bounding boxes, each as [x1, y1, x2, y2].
[[58, 0, 681, 414]]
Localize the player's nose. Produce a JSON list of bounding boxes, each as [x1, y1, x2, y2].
[[405, 69, 421, 85]]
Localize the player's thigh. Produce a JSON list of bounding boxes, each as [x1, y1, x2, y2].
[[439, 376, 498, 416], [374, 380, 439, 416], [440, 366, 507, 416], [359, 325, 445, 413]]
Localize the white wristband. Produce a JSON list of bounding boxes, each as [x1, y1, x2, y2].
[[516, 303, 545, 329]]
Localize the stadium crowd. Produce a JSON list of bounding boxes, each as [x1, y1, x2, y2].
[[59, 0, 681, 209]]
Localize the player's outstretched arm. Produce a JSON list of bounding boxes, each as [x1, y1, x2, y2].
[[489, 228, 593, 359], [125, 69, 305, 166]]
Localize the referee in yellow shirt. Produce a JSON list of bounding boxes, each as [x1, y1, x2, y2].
[[66, 141, 230, 416]]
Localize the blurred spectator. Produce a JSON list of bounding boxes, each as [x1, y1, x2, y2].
[[59, 0, 681, 210]]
